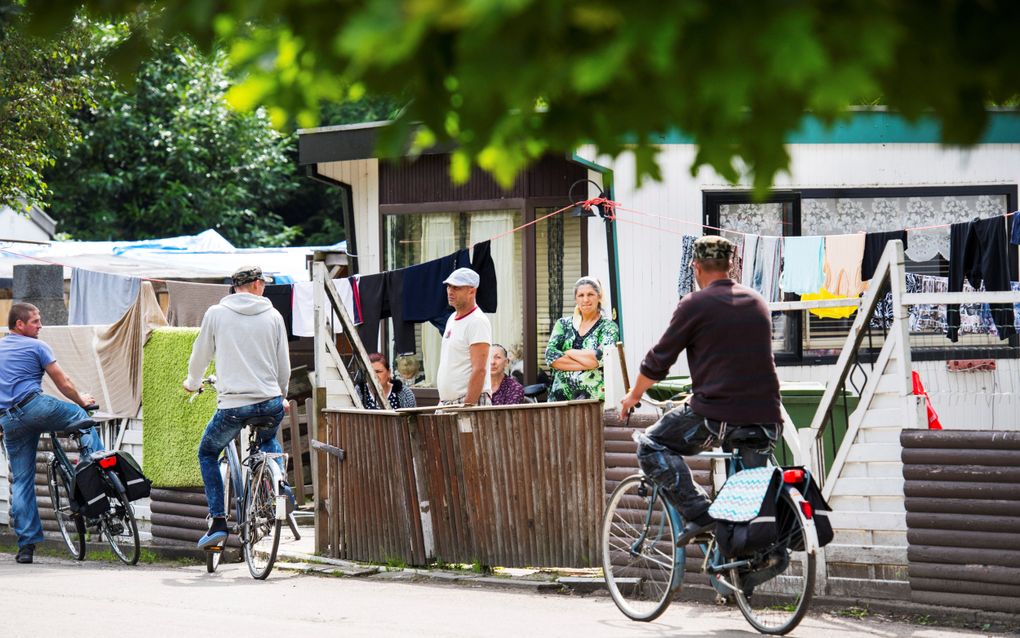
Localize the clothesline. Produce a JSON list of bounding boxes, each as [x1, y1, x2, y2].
[[614, 206, 1019, 239]]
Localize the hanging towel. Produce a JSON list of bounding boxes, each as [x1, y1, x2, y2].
[[291, 279, 356, 338], [753, 236, 782, 302], [166, 281, 230, 327], [740, 235, 760, 290], [470, 240, 499, 312], [861, 230, 908, 281], [947, 217, 1016, 342], [68, 268, 141, 325], [677, 235, 697, 298], [779, 236, 824, 295], [263, 284, 297, 342], [824, 234, 866, 297]]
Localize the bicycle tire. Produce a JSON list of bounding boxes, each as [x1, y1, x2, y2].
[[103, 482, 140, 565], [601, 475, 681, 621], [47, 460, 86, 560], [207, 455, 232, 573], [729, 491, 815, 635], [243, 461, 281, 580]]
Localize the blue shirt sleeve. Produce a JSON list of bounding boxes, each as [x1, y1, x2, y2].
[[36, 339, 56, 368]]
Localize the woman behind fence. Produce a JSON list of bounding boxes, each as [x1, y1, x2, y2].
[[544, 276, 619, 402], [358, 353, 417, 409], [489, 344, 525, 405]]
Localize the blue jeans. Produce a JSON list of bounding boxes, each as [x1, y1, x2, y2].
[[198, 397, 285, 518], [0, 394, 104, 548]]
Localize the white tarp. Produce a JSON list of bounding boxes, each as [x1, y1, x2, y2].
[[0, 229, 346, 282]]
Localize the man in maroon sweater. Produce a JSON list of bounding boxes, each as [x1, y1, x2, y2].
[[620, 236, 782, 536]]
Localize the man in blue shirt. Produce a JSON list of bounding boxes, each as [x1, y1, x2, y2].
[[0, 303, 102, 564]]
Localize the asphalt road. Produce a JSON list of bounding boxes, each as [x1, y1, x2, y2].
[[0, 552, 1006, 638]]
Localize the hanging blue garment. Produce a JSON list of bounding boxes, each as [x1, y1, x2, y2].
[[68, 268, 141, 325], [779, 236, 825, 295]]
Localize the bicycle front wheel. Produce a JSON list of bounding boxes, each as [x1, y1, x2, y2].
[[103, 484, 140, 565], [730, 491, 816, 635], [47, 461, 85, 560], [243, 462, 281, 580], [601, 475, 680, 622]]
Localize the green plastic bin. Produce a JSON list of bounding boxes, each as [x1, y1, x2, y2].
[[647, 378, 857, 474]]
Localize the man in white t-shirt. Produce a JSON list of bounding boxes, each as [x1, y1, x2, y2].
[[436, 267, 492, 406]]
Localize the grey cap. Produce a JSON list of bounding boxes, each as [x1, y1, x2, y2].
[[231, 265, 271, 287], [443, 267, 480, 288]]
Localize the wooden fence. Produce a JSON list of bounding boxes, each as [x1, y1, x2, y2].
[[318, 401, 604, 567], [902, 429, 1020, 613]]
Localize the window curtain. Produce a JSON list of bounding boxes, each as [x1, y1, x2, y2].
[[420, 214, 456, 385], [469, 212, 521, 365]]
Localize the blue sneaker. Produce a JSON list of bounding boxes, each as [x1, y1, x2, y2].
[[197, 517, 228, 549]]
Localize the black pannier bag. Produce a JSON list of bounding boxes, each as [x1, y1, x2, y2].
[[110, 451, 152, 501], [783, 466, 834, 548], [708, 466, 783, 558], [73, 460, 110, 517]]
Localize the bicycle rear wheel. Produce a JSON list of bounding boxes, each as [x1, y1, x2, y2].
[[601, 475, 680, 621], [47, 460, 85, 560], [103, 484, 140, 565], [729, 492, 815, 635], [206, 455, 232, 573], [243, 461, 281, 580]]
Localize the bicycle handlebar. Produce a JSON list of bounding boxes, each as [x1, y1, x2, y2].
[[188, 376, 217, 403]]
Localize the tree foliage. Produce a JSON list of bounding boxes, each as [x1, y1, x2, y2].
[[0, 11, 125, 210], [24, 1, 1020, 191], [46, 40, 301, 246]]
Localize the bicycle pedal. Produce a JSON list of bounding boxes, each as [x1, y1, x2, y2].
[[205, 545, 223, 552]]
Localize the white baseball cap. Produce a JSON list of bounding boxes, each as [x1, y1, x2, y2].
[[443, 267, 480, 288]]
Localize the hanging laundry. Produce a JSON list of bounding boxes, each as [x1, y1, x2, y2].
[[823, 234, 865, 297], [740, 234, 760, 290], [676, 235, 697, 298], [291, 278, 358, 338], [263, 284, 297, 342], [470, 240, 499, 312], [803, 288, 858, 319], [68, 268, 141, 326], [911, 275, 948, 333], [722, 231, 744, 282], [1011, 213, 1020, 245], [752, 236, 782, 303], [166, 281, 230, 327], [402, 249, 472, 332], [947, 217, 1016, 342], [861, 230, 908, 281], [870, 273, 921, 330], [958, 279, 1000, 337], [779, 236, 824, 295], [355, 271, 417, 355]]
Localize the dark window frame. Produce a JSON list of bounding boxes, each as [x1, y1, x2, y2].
[[704, 185, 1019, 365]]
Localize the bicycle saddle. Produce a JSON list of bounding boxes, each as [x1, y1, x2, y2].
[[243, 415, 277, 430]]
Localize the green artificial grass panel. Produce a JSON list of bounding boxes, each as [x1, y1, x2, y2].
[[142, 328, 215, 488]]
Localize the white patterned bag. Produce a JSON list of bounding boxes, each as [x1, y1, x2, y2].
[[708, 466, 782, 557]]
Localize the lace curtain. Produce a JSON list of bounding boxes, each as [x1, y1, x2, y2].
[[803, 195, 1008, 262]]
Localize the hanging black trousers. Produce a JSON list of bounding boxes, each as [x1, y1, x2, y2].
[[947, 218, 1016, 342]]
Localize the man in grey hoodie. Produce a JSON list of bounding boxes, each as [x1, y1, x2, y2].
[[183, 265, 291, 548]]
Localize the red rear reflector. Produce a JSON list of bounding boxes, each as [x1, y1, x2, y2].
[[800, 501, 814, 519], [98, 456, 117, 469], [783, 469, 805, 484]]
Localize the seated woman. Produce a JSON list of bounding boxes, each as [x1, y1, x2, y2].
[[358, 353, 417, 409], [489, 344, 525, 405], [544, 276, 619, 402]]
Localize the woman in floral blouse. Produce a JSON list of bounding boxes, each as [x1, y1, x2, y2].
[[357, 353, 417, 409], [545, 276, 619, 402]]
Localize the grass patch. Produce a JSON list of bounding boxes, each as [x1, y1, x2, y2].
[[835, 607, 869, 619]]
